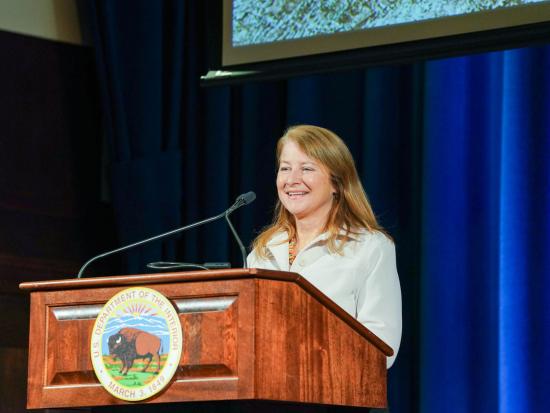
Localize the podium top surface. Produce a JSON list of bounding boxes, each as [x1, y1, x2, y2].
[[19, 268, 392, 356], [19, 268, 295, 291]]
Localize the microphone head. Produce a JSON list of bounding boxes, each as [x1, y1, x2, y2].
[[238, 191, 256, 205]]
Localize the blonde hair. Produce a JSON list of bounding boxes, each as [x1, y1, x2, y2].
[[252, 125, 388, 258]]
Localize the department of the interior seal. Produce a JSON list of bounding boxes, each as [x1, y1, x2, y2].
[[91, 287, 182, 401]]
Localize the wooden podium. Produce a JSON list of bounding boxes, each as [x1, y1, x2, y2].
[[19, 268, 392, 410]]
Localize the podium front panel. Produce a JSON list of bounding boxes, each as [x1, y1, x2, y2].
[[26, 279, 255, 409]]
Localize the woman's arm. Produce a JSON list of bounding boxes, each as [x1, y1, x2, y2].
[[355, 234, 402, 368]]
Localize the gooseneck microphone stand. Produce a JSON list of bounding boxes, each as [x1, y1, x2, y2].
[[76, 191, 256, 278]]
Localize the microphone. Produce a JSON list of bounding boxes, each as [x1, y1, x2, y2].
[[76, 191, 256, 278], [227, 191, 256, 213], [225, 191, 256, 268]]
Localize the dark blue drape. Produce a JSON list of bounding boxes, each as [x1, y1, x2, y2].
[[88, 0, 185, 273], [421, 49, 550, 412], [89, 2, 550, 411]]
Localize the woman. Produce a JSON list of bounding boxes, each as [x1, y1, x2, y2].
[[248, 125, 402, 368]]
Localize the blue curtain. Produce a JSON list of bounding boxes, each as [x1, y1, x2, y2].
[[87, 0, 185, 273], [88, 2, 550, 411], [420, 48, 550, 412]]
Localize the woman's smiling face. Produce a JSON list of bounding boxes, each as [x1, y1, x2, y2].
[[277, 141, 335, 223]]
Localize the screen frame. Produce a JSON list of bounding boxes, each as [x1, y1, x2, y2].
[[222, 0, 550, 67]]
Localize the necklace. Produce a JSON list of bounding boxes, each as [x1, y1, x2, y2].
[[288, 237, 297, 266]]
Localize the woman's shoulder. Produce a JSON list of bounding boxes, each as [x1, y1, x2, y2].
[[340, 229, 397, 274], [266, 231, 288, 245], [344, 228, 394, 254], [248, 231, 287, 262], [346, 228, 392, 243]]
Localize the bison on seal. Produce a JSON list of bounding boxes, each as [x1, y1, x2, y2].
[[108, 327, 161, 375]]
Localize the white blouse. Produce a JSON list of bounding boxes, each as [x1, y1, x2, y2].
[[247, 230, 402, 368]]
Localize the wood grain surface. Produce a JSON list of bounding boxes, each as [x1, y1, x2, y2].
[[22, 270, 388, 409], [20, 269, 392, 356], [255, 279, 387, 407]]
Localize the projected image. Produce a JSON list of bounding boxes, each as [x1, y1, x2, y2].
[[233, 0, 546, 47]]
